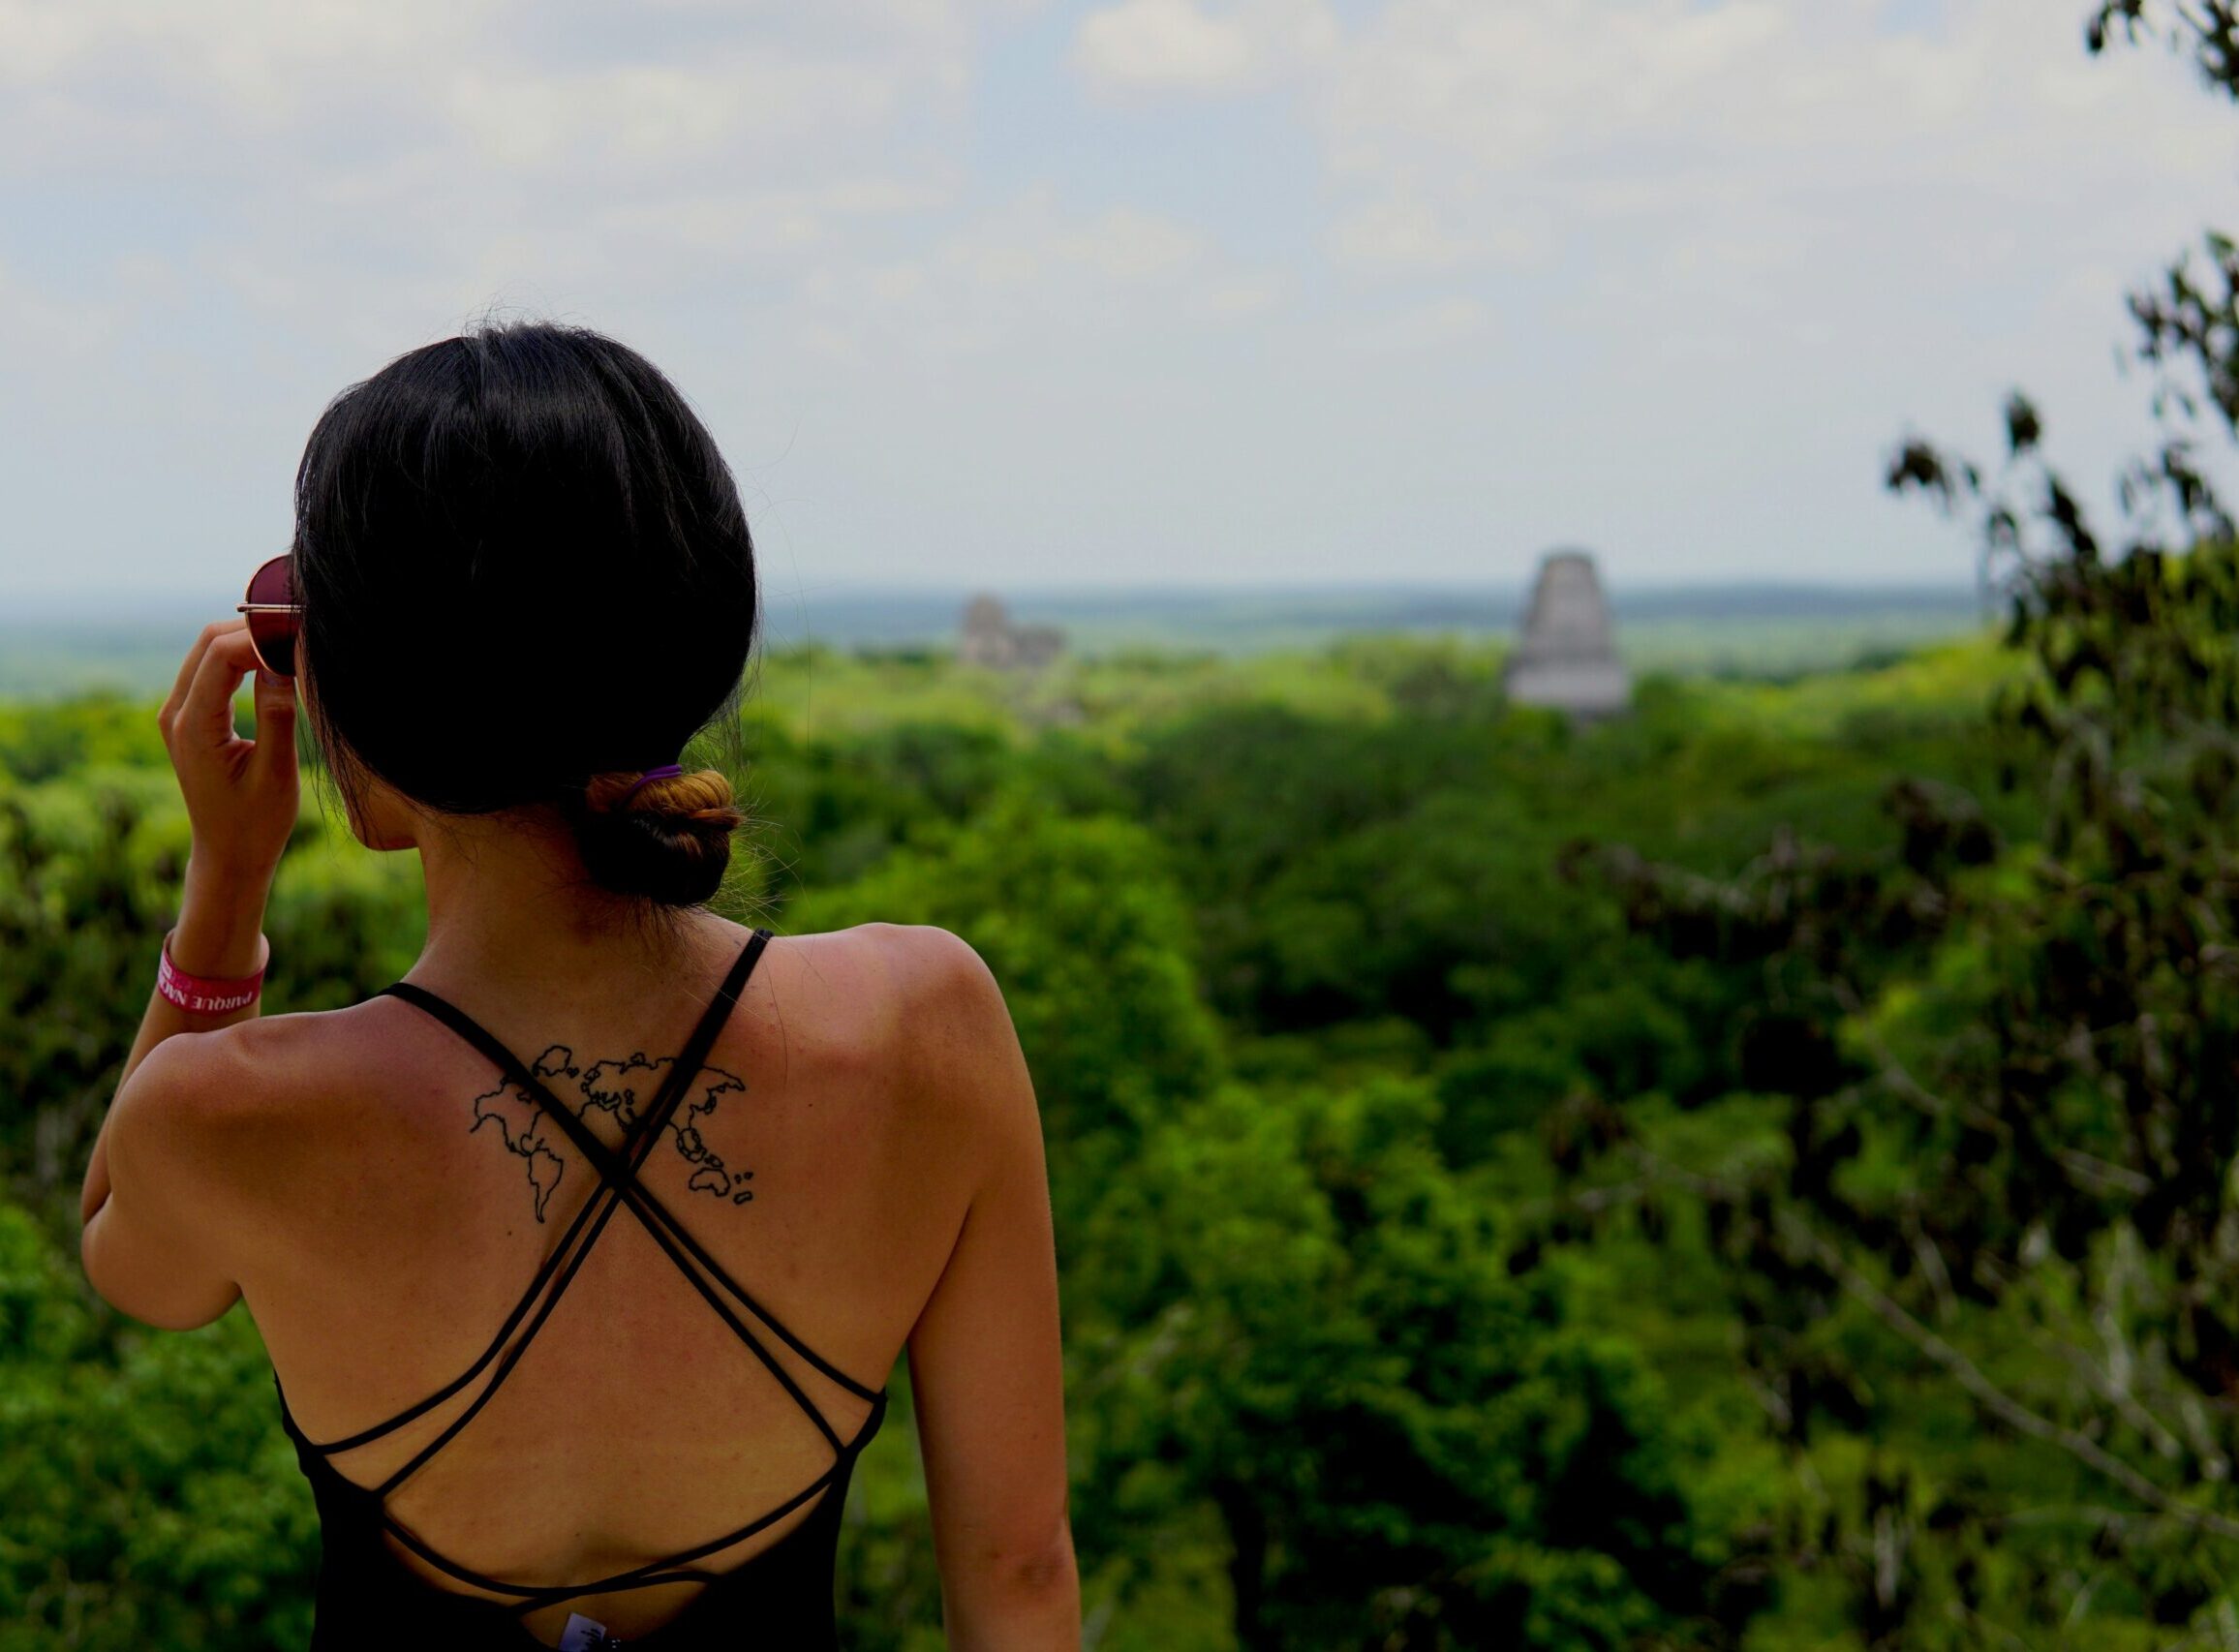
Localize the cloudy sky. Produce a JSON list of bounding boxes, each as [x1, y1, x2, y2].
[[1, 0, 2231, 607]]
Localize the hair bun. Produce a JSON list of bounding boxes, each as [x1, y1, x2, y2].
[[567, 765, 746, 905]]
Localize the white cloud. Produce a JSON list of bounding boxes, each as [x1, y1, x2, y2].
[[1311, 0, 2229, 290], [1061, 1, 2230, 296], [1074, 0, 1337, 94], [0, 0, 1017, 364], [0, 0, 984, 179], [1045, 0, 2239, 587], [792, 190, 1277, 364], [1, 0, 2234, 596]]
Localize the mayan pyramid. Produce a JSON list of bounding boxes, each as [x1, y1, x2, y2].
[[1503, 549, 1631, 719], [957, 592, 1063, 671]]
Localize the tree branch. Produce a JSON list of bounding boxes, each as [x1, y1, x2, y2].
[[1780, 1211, 2239, 1543]]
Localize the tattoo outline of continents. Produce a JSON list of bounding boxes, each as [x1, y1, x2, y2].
[[467, 1045, 755, 1222]]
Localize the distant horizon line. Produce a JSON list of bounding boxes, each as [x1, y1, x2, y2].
[[0, 574, 1986, 619]]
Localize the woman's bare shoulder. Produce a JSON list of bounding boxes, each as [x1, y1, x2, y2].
[[101, 996, 428, 1277], [795, 920, 998, 998], [773, 922, 1024, 1113], [131, 996, 430, 1165]]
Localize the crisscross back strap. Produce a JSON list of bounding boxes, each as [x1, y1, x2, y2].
[[392, 927, 772, 1162], [277, 926, 898, 1615], [376, 931, 877, 1404], [364, 933, 841, 1469], [351, 929, 881, 1498], [293, 932, 774, 1459]]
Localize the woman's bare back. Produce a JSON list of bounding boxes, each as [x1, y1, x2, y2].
[[217, 920, 987, 1643]]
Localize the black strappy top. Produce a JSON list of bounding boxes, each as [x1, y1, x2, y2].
[[270, 929, 890, 1650]]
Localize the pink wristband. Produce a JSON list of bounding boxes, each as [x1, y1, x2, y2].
[[156, 928, 269, 1015]]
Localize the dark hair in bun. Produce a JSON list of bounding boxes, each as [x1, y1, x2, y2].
[[291, 318, 758, 909], [563, 766, 748, 906]]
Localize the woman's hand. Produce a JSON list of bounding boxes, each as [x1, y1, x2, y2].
[[159, 618, 300, 906], [86, 617, 301, 1208]]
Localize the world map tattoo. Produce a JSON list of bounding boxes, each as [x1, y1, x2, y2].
[[468, 1047, 755, 1222]]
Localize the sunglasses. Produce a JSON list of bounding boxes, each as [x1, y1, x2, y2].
[[236, 552, 302, 678]]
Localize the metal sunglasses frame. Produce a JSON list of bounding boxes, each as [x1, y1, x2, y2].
[[235, 551, 303, 678]]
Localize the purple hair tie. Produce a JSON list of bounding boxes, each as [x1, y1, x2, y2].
[[620, 762, 685, 804]]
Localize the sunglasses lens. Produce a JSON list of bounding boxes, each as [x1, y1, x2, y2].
[[245, 553, 298, 676]]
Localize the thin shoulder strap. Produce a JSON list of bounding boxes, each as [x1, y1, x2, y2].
[[382, 929, 878, 1405], [381, 928, 771, 1162], [364, 930, 870, 1486], [282, 928, 901, 1615], [284, 936, 776, 1458]]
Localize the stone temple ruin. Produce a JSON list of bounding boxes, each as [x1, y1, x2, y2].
[[957, 594, 1063, 670], [1503, 548, 1631, 719]]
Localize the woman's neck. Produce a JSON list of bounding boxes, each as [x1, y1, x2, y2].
[[408, 810, 725, 1004]]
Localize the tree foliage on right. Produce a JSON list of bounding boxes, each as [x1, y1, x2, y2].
[[1553, 4, 2239, 1640]]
